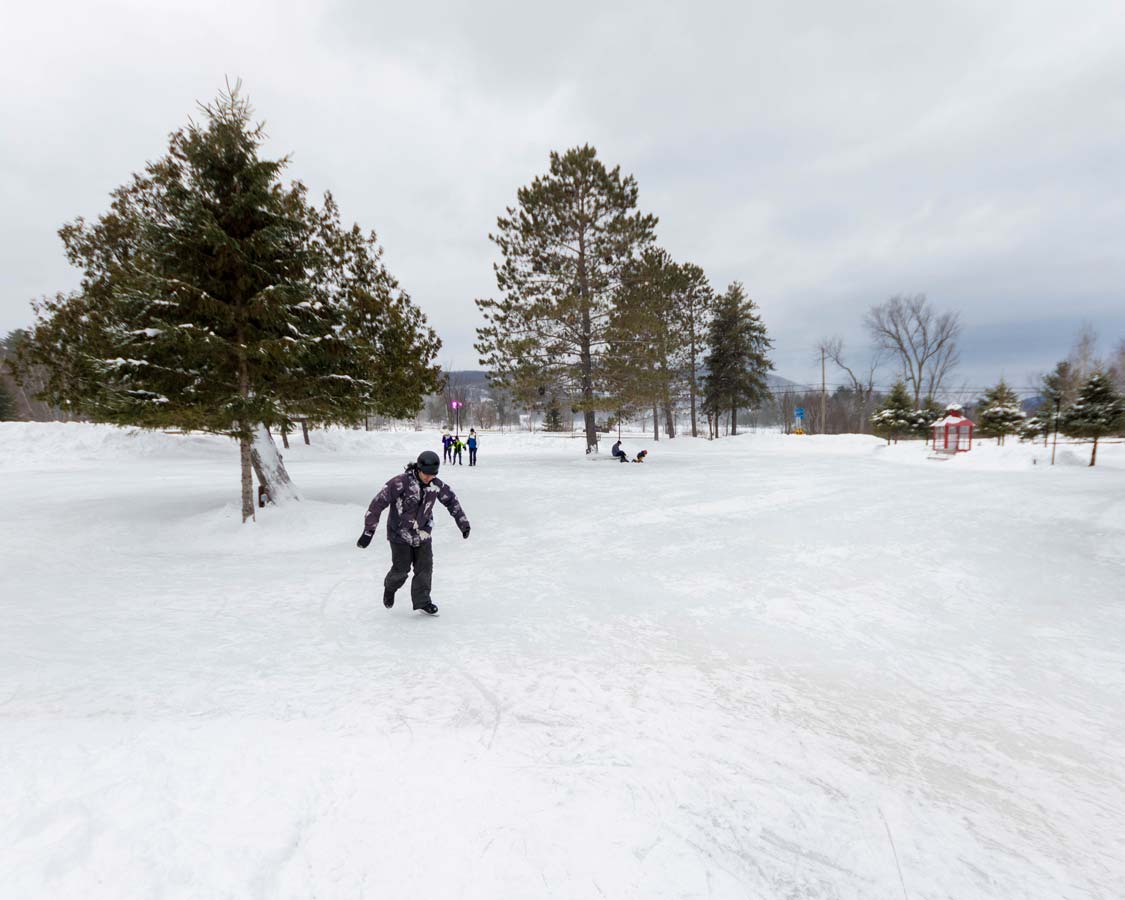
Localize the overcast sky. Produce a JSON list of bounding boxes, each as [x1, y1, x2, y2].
[[3, 0, 1125, 392]]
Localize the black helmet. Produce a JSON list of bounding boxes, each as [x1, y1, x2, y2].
[[417, 450, 441, 475]]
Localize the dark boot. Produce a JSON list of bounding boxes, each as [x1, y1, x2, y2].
[[418, 602, 439, 616], [383, 542, 412, 609], [410, 542, 434, 610]]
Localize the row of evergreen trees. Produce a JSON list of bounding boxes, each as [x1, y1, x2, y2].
[[870, 370, 1125, 466], [475, 146, 772, 450], [6, 86, 443, 520]]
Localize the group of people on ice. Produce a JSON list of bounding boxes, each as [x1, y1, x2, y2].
[[611, 439, 648, 464], [441, 429, 479, 466]]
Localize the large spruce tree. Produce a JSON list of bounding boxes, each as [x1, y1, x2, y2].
[[701, 282, 772, 436], [14, 85, 440, 520], [475, 145, 657, 453], [1059, 371, 1125, 466]]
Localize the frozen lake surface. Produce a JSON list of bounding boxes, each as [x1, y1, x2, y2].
[[2, 423, 1123, 898]]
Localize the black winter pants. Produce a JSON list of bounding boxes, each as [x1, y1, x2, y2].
[[469, 448, 477, 466], [384, 540, 434, 609]]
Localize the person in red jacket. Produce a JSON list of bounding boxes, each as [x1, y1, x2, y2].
[[356, 450, 470, 616]]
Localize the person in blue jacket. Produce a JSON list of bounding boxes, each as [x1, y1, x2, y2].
[[611, 439, 629, 463], [441, 431, 453, 462], [467, 429, 479, 466]]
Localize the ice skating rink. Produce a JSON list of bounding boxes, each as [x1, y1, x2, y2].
[[2, 424, 1123, 899]]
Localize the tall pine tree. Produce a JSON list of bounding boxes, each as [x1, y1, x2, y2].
[[475, 145, 657, 453], [14, 85, 440, 520], [701, 282, 772, 436], [606, 248, 686, 441], [673, 263, 715, 438], [1059, 371, 1125, 466]]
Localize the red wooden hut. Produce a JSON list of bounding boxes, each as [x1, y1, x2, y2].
[[931, 404, 974, 452]]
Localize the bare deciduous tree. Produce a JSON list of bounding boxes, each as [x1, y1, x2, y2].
[[440, 366, 470, 431], [1111, 337, 1125, 393], [1067, 323, 1102, 381], [864, 294, 961, 406], [819, 336, 882, 432]]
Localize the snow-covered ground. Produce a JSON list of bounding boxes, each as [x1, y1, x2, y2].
[[2, 423, 1123, 899]]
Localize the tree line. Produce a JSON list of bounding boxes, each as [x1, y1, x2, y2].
[[474, 145, 773, 451], [5, 85, 1121, 494], [865, 325, 1125, 466]]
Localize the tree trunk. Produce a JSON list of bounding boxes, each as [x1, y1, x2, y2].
[[281, 427, 289, 450], [250, 423, 301, 504], [579, 333, 597, 452], [663, 400, 675, 439], [236, 333, 255, 523], [1090, 437, 1098, 467], [689, 342, 698, 437], [731, 403, 738, 436], [576, 227, 599, 454], [239, 428, 255, 523], [301, 419, 310, 445], [652, 403, 659, 441]]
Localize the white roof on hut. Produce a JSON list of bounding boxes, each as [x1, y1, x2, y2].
[[932, 414, 974, 428]]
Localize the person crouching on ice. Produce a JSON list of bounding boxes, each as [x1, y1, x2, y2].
[[356, 450, 470, 616]]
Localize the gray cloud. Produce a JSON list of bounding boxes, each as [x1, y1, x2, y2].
[[3, 0, 1124, 390]]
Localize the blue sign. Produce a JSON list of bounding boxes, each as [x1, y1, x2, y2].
[[795, 407, 805, 419]]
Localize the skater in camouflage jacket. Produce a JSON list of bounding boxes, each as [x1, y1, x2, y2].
[[356, 450, 470, 615]]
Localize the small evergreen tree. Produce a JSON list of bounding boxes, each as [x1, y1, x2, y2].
[[912, 397, 945, 438], [870, 381, 917, 444], [1059, 371, 1125, 466], [543, 400, 565, 432], [1041, 360, 1081, 408], [701, 282, 772, 436], [975, 379, 1026, 445], [1020, 411, 1049, 443], [1024, 361, 1078, 448]]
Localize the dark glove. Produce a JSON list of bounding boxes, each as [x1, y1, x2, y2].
[[356, 530, 374, 549], [461, 526, 470, 540]]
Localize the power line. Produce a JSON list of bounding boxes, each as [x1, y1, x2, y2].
[[762, 383, 1046, 396]]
